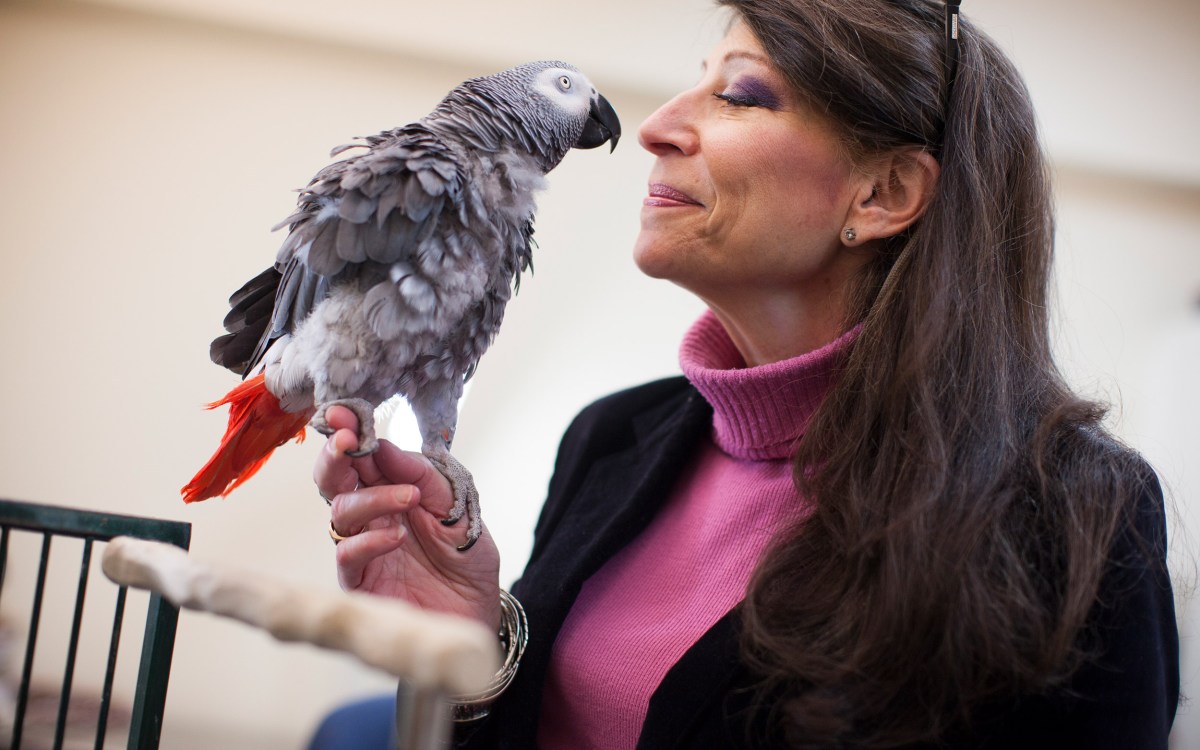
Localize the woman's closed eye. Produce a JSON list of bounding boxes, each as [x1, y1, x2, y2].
[[713, 91, 763, 108], [712, 78, 781, 110]]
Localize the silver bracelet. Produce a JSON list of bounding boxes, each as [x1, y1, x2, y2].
[[450, 589, 528, 723]]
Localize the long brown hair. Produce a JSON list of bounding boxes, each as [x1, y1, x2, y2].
[[719, 0, 1158, 745]]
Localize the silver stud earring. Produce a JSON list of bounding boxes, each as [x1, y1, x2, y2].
[[843, 227, 856, 242]]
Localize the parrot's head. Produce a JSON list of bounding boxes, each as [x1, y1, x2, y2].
[[523, 62, 622, 154], [436, 60, 622, 173]]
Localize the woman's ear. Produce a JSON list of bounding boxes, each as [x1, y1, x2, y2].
[[841, 149, 939, 245]]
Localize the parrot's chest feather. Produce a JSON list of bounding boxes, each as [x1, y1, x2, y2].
[[469, 149, 547, 226]]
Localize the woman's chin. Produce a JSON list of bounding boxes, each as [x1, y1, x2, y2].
[[633, 226, 700, 278], [631, 240, 676, 281]]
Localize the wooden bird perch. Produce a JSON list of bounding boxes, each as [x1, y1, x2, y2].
[[100, 536, 499, 696]]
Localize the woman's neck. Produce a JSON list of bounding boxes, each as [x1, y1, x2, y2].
[[700, 295, 851, 366]]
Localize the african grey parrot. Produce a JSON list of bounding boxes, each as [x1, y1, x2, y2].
[[182, 60, 621, 550]]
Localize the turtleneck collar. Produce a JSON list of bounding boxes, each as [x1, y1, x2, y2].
[[679, 310, 859, 461]]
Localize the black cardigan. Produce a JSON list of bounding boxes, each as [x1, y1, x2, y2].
[[458, 377, 1179, 749]]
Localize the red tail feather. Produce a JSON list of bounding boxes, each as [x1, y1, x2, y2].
[[182, 374, 312, 503]]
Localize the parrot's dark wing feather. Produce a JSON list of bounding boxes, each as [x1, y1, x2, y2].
[[210, 266, 282, 375], [209, 125, 467, 378], [232, 253, 340, 379]]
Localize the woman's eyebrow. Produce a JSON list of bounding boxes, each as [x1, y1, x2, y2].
[[700, 49, 771, 73]]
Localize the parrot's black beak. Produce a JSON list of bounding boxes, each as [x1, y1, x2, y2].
[[576, 93, 621, 152]]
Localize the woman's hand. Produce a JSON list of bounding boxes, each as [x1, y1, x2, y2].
[[314, 405, 501, 632]]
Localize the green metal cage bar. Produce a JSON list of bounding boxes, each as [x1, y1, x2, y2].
[[0, 499, 191, 750]]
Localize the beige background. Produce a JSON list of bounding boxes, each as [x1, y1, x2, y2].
[[1, 0, 1197, 746]]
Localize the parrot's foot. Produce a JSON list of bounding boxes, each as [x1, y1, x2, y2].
[[311, 398, 379, 457], [423, 447, 481, 552]]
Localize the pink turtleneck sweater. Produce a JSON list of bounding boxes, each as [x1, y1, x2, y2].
[[537, 311, 857, 749]]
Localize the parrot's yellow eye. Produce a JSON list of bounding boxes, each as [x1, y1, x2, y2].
[[558, 75, 572, 91]]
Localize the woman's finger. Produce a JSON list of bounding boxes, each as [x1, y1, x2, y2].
[[334, 525, 407, 590], [314, 429, 366, 500], [371, 446, 456, 518], [314, 404, 377, 497], [330, 484, 418, 537], [322, 404, 361, 434], [349, 439, 411, 488]]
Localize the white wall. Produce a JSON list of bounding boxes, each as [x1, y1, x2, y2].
[[0, 0, 1196, 747]]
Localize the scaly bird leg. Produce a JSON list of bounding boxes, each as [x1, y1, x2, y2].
[[310, 398, 379, 457], [410, 379, 478, 551], [423, 435, 481, 552]]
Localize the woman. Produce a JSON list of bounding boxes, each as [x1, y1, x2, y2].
[[313, 0, 1179, 747]]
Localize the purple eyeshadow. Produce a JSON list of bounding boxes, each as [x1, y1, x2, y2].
[[729, 77, 781, 109]]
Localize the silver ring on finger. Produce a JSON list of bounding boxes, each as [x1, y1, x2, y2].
[[320, 481, 362, 506]]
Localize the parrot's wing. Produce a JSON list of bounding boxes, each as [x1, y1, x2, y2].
[[208, 265, 284, 375], [209, 126, 467, 377]]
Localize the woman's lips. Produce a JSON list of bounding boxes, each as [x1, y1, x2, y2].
[[645, 183, 703, 208]]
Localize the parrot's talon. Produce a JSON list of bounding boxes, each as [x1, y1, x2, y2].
[[422, 443, 481, 554]]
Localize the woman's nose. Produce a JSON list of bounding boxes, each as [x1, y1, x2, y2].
[[637, 89, 699, 157]]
